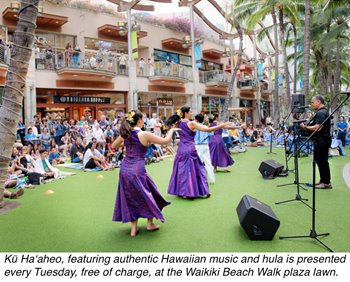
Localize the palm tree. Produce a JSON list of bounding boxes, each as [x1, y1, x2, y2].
[[235, 0, 281, 124], [0, 0, 39, 208], [212, 1, 244, 121]]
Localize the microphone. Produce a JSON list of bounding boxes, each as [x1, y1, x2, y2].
[[297, 105, 311, 109]]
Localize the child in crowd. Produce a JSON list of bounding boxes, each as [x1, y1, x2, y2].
[[48, 147, 64, 165]]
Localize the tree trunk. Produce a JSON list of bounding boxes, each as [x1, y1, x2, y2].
[[0, 0, 39, 208], [278, 6, 291, 110], [271, 8, 280, 125], [333, 37, 341, 122], [315, 50, 327, 96], [327, 23, 333, 95], [222, 19, 243, 121], [302, 0, 311, 100]]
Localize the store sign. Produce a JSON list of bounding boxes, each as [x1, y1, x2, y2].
[[157, 98, 173, 106], [54, 96, 110, 104]]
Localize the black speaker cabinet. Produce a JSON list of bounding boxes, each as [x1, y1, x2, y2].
[[236, 195, 280, 240], [258, 159, 284, 179], [291, 94, 306, 113]]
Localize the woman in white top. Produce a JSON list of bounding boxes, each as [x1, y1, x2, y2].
[[83, 141, 109, 170]]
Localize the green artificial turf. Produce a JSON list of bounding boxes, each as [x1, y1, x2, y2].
[[1, 147, 350, 252]]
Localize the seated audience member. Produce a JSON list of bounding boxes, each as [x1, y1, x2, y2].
[[4, 161, 33, 189], [60, 131, 72, 157], [70, 137, 84, 163], [10, 147, 28, 175], [24, 127, 37, 145], [83, 142, 110, 170], [329, 130, 347, 156], [257, 130, 265, 146], [114, 146, 124, 167], [34, 149, 61, 179], [247, 130, 264, 147], [39, 127, 51, 150], [19, 146, 35, 172], [48, 147, 64, 165]]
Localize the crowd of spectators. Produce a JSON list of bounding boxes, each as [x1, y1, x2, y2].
[[7, 111, 349, 200]]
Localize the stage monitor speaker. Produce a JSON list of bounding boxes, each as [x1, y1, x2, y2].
[[236, 195, 280, 240], [291, 94, 306, 113], [258, 159, 284, 179]]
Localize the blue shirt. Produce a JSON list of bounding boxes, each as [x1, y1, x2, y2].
[[337, 121, 347, 131], [194, 129, 213, 145]]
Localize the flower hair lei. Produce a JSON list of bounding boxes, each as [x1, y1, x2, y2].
[[176, 109, 183, 118], [126, 111, 135, 123]]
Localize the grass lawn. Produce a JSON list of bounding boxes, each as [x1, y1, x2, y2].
[[1, 147, 349, 252]]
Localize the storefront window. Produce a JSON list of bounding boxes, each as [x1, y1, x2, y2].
[[200, 60, 222, 71], [201, 97, 225, 115], [84, 37, 127, 52], [154, 49, 190, 66]]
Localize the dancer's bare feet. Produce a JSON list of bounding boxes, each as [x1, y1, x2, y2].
[[130, 220, 138, 237], [147, 218, 160, 231], [147, 224, 160, 232], [130, 229, 139, 237]]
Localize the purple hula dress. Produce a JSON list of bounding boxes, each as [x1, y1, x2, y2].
[[113, 130, 170, 223], [209, 122, 234, 167], [168, 120, 209, 197]]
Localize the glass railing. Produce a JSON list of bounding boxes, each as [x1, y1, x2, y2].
[[55, 51, 119, 74], [199, 70, 231, 84], [0, 45, 10, 65], [238, 78, 257, 88], [152, 61, 193, 81], [33, 51, 197, 81]]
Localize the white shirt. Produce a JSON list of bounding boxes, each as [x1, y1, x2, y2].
[[83, 148, 101, 167], [92, 128, 104, 142], [89, 56, 96, 67]]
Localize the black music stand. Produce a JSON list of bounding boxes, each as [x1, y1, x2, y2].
[[275, 120, 311, 209], [279, 92, 350, 252]]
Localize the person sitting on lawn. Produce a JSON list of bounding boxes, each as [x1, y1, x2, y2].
[[34, 149, 61, 179], [48, 147, 64, 165], [83, 141, 110, 170], [4, 161, 34, 189], [70, 137, 84, 163]]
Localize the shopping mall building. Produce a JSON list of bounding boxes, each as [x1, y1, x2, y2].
[[0, 0, 272, 124]]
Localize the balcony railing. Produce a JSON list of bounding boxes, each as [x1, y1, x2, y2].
[[33, 50, 196, 82], [0, 45, 10, 65], [200, 70, 231, 85], [55, 51, 119, 74], [152, 61, 193, 81], [238, 78, 257, 89]]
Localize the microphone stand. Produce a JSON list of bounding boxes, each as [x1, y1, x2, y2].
[[279, 92, 350, 252], [275, 120, 311, 209], [267, 125, 277, 155]]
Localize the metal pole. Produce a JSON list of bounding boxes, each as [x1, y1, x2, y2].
[[127, 9, 136, 110], [190, 4, 198, 113], [253, 30, 261, 125], [230, 38, 237, 108]]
